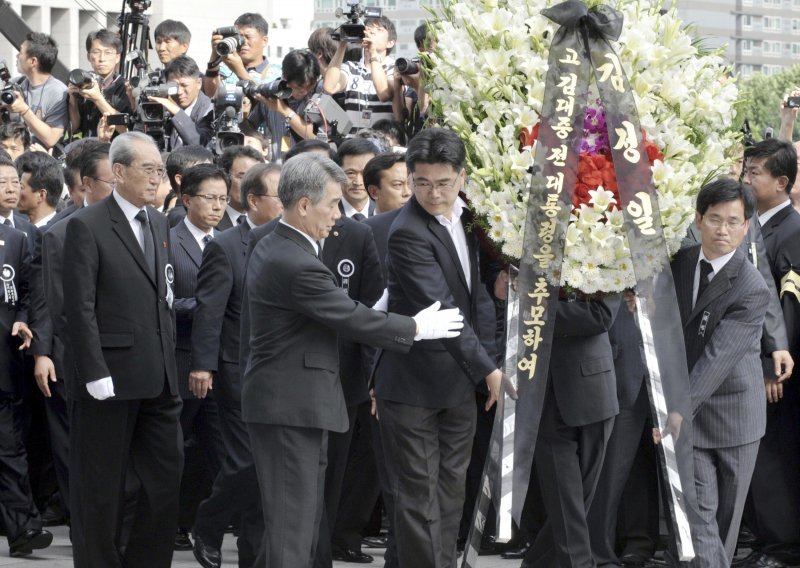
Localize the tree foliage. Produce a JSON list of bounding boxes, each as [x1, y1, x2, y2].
[[740, 65, 800, 143]]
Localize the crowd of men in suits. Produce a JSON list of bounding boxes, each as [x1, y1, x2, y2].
[[1, 13, 800, 568]]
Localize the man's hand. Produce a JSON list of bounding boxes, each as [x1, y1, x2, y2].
[[485, 369, 502, 411], [369, 388, 379, 420], [253, 94, 289, 115], [771, 350, 793, 382], [765, 377, 784, 403], [5, 91, 29, 115], [148, 96, 181, 115], [493, 270, 509, 301], [189, 370, 214, 399], [11, 322, 32, 350], [653, 412, 683, 445], [412, 301, 464, 340], [33, 355, 57, 397], [71, 80, 103, 103]]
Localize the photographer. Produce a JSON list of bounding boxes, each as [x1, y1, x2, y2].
[[1, 32, 68, 150], [393, 24, 432, 143], [149, 56, 213, 151], [154, 19, 191, 67], [323, 15, 397, 133], [245, 49, 320, 161], [202, 13, 282, 98], [68, 30, 133, 139]]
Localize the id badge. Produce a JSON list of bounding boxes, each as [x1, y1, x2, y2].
[[361, 109, 372, 126]]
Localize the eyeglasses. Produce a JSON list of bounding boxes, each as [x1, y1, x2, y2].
[[702, 215, 745, 230], [255, 193, 280, 199], [88, 176, 114, 186], [89, 49, 118, 58], [129, 164, 167, 180], [411, 175, 460, 193], [194, 194, 231, 205]]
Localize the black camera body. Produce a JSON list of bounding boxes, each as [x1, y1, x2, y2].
[[0, 61, 11, 83], [395, 57, 420, 76], [215, 26, 245, 57], [0, 83, 22, 106], [787, 96, 800, 109], [213, 83, 245, 154], [304, 93, 353, 141], [69, 69, 98, 89], [240, 79, 293, 101], [332, 0, 383, 42], [139, 81, 178, 124]]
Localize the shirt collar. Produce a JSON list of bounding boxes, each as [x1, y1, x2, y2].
[[248, 57, 269, 73], [183, 97, 198, 117], [341, 198, 370, 219], [0, 212, 13, 227], [35, 210, 56, 228], [246, 215, 258, 230], [183, 216, 212, 245], [279, 218, 318, 255], [113, 189, 144, 221], [226, 204, 243, 225], [758, 199, 791, 226], [698, 247, 736, 280], [435, 197, 466, 226]]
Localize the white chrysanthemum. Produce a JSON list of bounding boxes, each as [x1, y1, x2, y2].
[[428, 0, 740, 293]]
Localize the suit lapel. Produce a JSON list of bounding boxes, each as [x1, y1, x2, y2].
[[150, 206, 167, 298], [427, 218, 470, 293], [321, 219, 345, 269], [107, 196, 156, 288], [177, 221, 203, 268], [676, 246, 698, 326], [687, 250, 742, 324], [760, 205, 792, 248]]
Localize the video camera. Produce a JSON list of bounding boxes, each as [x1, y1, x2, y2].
[[332, 0, 383, 43], [212, 83, 245, 154], [303, 93, 352, 143], [68, 69, 99, 89], [214, 26, 245, 57]]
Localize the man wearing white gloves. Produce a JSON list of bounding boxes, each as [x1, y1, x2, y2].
[[63, 131, 182, 568], [242, 152, 463, 567]]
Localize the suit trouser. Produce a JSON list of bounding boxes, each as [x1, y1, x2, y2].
[[333, 402, 382, 552], [0, 392, 42, 543], [377, 394, 476, 568], [70, 384, 183, 568], [525, 388, 614, 567], [313, 404, 357, 568], [370, 405, 398, 567], [248, 423, 328, 568], [459, 392, 496, 542], [43, 377, 70, 520], [743, 383, 800, 555], [193, 362, 263, 568], [588, 381, 657, 565], [691, 442, 759, 567]]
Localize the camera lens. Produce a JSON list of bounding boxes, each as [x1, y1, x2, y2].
[[0, 89, 15, 105], [395, 58, 419, 75], [69, 69, 94, 89], [216, 37, 241, 56]]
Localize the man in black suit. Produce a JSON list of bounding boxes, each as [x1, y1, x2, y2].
[[148, 56, 214, 151], [169, 163, 229, 550], [740, 138, 800, 568], [373, 128, 502, 568], [63, 131, 182, 567], [243, 152, 465, 566], [336, 138, 377, 220], [217, 146, 264, 231], [190, 163, 282, 568], [672, 179, 769, 564], [0, 157, 50, 557], [164, 145, 214, 228]]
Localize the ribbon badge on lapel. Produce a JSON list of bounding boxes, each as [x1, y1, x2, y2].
[[0, 264, 16, 307], [337, 259, 354, 295], [165, 263, 175, 309], [698, 311, 710, 338]]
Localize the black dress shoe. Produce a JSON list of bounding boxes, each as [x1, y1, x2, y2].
[[174, 528, 193, 551], [192, 533, 221, 568], [737, 552, 788, 568], [332, 548, 374, 563], [501, 542, 531, 559], [620, 552, 651, 567], [362, 535, 388, 548], [9, 528, 53, 557]]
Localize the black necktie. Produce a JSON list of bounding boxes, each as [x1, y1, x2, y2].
[[237, 214, 246, 225], [316, 240, 323, 261], [352, 213, 366, 222], [135, 210, 156, 276], [696, 259, 713, 304], [202, 234, 213, 246], [3, 218, 11, 227]]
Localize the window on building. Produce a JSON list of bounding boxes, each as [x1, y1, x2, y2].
[[315, 0, 335, 11], [764, 0, 782, 8], [742, 14, 753, 30], [792, 43, 800, 58], [764, 16, 783, 33], [739, 64, 754, 78], [763, 40, 782, 56], [741, 39, 753, 54], [794, 0, 800, 10], [764, 64, 783, 75]]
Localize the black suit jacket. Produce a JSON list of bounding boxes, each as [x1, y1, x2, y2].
[[608, 300, 646, 410], [364, 208, 401, 281], [167, 204, 187, 228], [672, 246, 769, 448], [249, 216, 384, 406], [191, 221, 250, 403], [0, 224, 31, 393], [338, 199, 375, 219], [63, 194, 178, 400], [374, 196, 498, 409], [242, 222, 416, 431]]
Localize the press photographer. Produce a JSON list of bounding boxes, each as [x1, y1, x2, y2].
[[0, 32, 68, 150], [392, 23, 433, 142], [148, 55, 213, 151], [245, 49, 320, 160], [202, 12, 282, 98], [323, 6, 397, 133], [154, 20, 191, 67], [68, 29, 133, 138]]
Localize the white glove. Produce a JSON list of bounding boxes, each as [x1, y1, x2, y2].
[[371, 288, 389, 312], [413, 301, 464, 341], [86, 377, 115, 400]]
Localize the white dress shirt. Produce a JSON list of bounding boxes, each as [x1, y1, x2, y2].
[[693, 248, 736, 306], [113, 190, 147, 250], [435, 197, 471, 292], [758, 199, 791, 226], [34, 211, 56, 228], [183, 217, 214, 251], [342, 198, 370, 219], [0, 212, 14, 228], [279, 218, 319, 256], [225, 204, 244, 226]]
